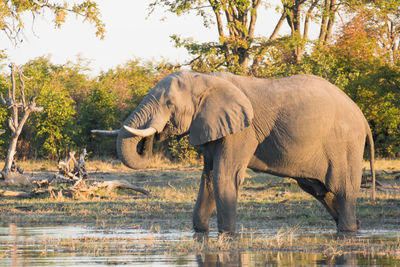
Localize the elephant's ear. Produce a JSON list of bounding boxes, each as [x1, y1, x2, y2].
[[189, 83, 254, 146]]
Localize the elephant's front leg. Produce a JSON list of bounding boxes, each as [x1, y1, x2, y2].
[[212, 130, 258, 234], [193, 157, 215, 233]]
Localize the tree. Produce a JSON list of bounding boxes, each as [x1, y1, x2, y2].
[[19, 57, 81, 159], [151, 0, 271, 74], [329, 12, 400, 157], [151, 0, 345, 73], [343, 1, 400, 64], [0, 0, 105, 45], [0, 64, 43, 179]]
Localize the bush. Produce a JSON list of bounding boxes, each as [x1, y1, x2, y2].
[[168, 136, 200, 163]]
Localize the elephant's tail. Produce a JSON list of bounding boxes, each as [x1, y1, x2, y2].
[[366, 124, 376, 201]]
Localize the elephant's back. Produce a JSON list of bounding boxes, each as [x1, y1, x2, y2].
[[214, 72, 367, 136], [248, 74, 365, 128]]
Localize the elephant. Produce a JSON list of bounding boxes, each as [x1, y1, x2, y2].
[[113, 71, 376, 234]]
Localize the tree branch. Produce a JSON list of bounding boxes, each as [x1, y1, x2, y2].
[[248, 0, 261, 38], [209, 0, 225, 38], [270, 10, 287, 41], [304, 0, 319, 40]]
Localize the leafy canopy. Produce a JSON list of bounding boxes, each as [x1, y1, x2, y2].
[[0, 0, 105, 44]]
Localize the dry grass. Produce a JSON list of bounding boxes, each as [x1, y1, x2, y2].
[[363, 158, 400, 171], [17, 153, 201, 173], [0, 158, 398, 264], [0, 161, 398, 230], [18, 157, 397, 173]]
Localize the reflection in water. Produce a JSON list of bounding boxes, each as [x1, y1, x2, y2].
[[197, 252, 250, 267], [0, 224, 399, 266], [9, 224, 20, 267], [196, 252, 399, 266]]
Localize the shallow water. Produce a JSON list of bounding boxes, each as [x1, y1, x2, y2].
[[0, 225, 399, 266]]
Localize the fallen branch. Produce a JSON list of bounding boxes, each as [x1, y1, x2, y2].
[[31, 176, 150, 199], [85, 180, 150, 196], [56, 150, 88, 182]]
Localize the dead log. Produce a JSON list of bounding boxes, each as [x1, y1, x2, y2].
[[84, 180, 150, 195], [32, 179, 50, 189]]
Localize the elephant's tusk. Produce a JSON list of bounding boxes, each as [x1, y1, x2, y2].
[[123, 125, 157, 137], [91, 129, 120, 135]]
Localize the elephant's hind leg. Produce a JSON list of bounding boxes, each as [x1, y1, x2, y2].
[[328, 148, 363, 233], [296, 178, 339, 225], [336, 193, 359, 232]]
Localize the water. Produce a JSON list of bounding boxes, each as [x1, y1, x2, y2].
[[0, 225, 399, 266]]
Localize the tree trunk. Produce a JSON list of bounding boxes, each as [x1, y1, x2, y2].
[[1, 64, 43, 180]]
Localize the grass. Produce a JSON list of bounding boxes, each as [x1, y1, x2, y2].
[[362, 158, 400, 171], [0, 158, 399, 263], [18, 153, 201, 172]]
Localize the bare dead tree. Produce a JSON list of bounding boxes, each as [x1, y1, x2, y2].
[[0, 63, 43, 180]]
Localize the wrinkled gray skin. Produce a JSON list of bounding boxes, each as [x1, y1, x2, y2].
[[117, 71, 375, 234]]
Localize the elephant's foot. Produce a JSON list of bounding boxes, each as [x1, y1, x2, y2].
[[217, 232, 238, 242], [193, 231, 209, 242], [193, 222, 209, 234], [336, 230, 357, 239], [335, 219, 360, 231], [336, 222, 358, 237]]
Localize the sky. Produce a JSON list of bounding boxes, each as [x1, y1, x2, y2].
[[2, 0, 299, 76]]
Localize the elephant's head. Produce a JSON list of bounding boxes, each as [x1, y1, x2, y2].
[[117, 71, 254, 169]]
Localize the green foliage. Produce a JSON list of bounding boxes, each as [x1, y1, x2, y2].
[[168, 136, 199, 163], [31, 84, 77, 159], [21, 58, 78, 159], [1, 0, 105, 44], [77, 86, 120, 156], [96, 59, 160, 114], [0, 0, 399, 161]]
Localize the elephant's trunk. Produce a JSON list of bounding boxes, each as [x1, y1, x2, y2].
[[116, 127, 154, 169], [116, 93, 168, 169]]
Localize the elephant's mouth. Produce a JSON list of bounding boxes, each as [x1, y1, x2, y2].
[[137, 137, 147, 155], [155, 121, 176, 142]]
